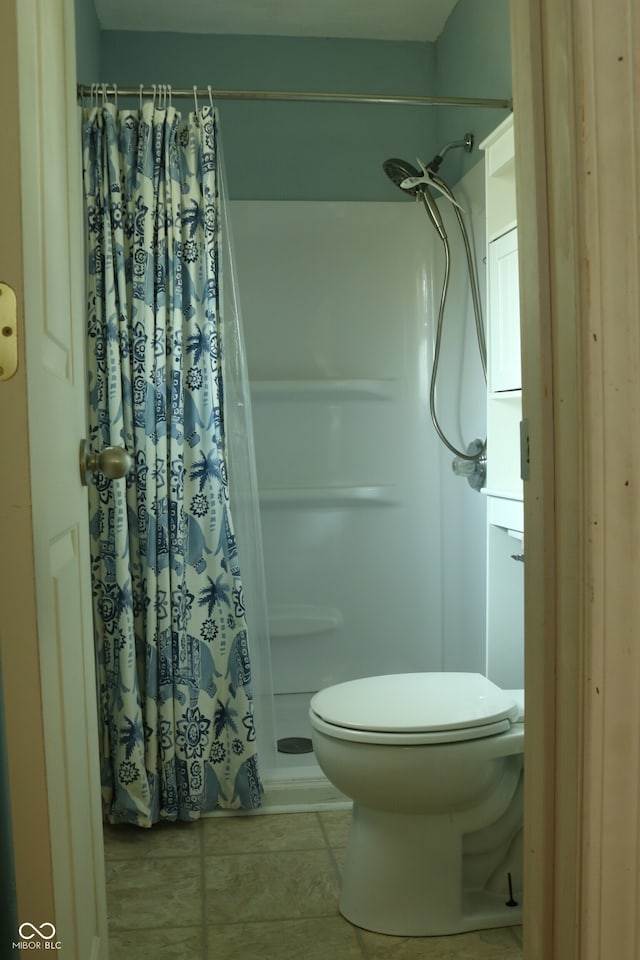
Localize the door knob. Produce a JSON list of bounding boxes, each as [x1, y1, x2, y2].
[[79, 439, 133, 486]]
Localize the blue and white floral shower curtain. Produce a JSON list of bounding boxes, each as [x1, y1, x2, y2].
[[82, 99, 262, 825]]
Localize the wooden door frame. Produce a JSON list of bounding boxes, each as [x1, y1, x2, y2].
[[514, 0, 640, 957]]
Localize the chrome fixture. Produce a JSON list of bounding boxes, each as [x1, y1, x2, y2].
[[425, 132, 474, 174], [77, 84, 512, 111], [451, 440, 487, 492], [383, 135, 487, 489]]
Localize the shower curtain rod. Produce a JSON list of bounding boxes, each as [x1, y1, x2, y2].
[[76, 84, 512, 110]]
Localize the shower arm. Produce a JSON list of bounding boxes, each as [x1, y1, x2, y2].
[[427, 133, 474, 172]]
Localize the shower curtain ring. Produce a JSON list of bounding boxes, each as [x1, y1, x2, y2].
[[193, 85, 199, 117], [208, 85, 214, 113]]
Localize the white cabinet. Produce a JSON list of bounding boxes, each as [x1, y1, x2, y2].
[[485, 517, 524, 689], [481, 115, 522, 498], [480, 114, 524, 690], [488, 227, 521, 394]]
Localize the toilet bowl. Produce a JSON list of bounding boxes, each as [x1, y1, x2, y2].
[[309, 672, 524, 937]]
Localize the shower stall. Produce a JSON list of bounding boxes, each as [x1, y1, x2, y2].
[[227, 163, 488, 806]]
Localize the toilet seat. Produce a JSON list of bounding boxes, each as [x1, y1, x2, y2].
[[309, 672, 519, 746]]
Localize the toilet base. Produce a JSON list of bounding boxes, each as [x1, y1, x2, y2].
[[339, 802, 523, 937]]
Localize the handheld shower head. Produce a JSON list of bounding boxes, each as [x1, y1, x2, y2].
[[382, 158, 423, 198], [382, 157, 447, 241]]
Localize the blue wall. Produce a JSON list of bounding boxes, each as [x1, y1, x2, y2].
[[74, 0, 101, 84], [435, 0, 512, 184], [99, 33, 438, 200], [85, 1, 511, 198]]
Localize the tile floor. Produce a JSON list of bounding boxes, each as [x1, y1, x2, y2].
[[104, 810, 523, 960]]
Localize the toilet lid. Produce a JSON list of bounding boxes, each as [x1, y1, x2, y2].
[[309, 673, 518, 734]]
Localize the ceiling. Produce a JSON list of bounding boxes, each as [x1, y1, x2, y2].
[[93, 0, 459, 43]]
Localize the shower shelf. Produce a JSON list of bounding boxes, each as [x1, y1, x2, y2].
[[269, 605, 343, 640], [259, 485, 399, 508], [250, 379, 396, 402]]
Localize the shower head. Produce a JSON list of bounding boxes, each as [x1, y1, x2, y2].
[[382, 158, 424, 198], [383, 157, 447, 241], [384, 134, 474, 194]]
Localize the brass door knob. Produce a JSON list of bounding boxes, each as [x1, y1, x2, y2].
[[79, 439, 133, 486]]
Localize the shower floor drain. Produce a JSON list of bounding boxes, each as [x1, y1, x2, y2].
[[277, 737, 314, 755]]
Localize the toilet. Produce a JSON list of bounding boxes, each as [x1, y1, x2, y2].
[[309, 672, 524, 937]]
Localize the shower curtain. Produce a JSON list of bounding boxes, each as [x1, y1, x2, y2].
[[82, 98, 262, 825]]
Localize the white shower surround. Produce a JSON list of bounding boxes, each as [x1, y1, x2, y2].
[[228, 169, 487, 804]]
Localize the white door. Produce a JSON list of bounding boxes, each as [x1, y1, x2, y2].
[[5, 0, 108, 956]]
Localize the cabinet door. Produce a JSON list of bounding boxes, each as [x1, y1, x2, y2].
[[488, 227, 521, 392]]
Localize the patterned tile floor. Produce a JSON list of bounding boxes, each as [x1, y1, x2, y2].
[[104, 810, 523, 960]]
